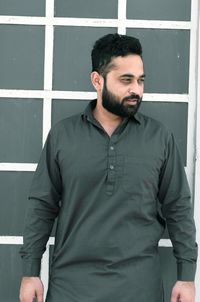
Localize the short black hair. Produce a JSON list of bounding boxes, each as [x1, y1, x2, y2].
[[91, 33, 142, 77]]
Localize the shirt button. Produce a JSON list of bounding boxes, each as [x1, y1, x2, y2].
[[110, 146, 114, 150], [110, 165, 114, 170]]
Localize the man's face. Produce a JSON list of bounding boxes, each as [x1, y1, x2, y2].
[[101, 54, 145, 118]]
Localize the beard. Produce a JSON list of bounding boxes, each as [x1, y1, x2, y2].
[[102, 81, 142, 118]]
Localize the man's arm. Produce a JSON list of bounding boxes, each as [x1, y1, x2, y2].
[[19, 129, 62, 300], [158, 133, 198, 301]]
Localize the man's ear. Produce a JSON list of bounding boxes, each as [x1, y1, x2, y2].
[[90, 71, 104, 91]]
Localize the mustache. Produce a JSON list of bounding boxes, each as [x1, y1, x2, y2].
[[123, 94, 141, 102]]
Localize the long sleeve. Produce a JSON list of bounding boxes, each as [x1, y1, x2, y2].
[[20, 129, 62, 276], [158, 133, 198, 281]]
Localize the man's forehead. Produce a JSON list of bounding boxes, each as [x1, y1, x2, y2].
[[109, 55, 143, 69], [112, 54, 142, 63], [107, 55, 144, 76]]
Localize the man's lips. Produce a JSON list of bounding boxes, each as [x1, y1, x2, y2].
[[126, 98, 139, 105]]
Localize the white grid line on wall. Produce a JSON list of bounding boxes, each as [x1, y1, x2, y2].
[[0, 163, 191, 185], [0, 89, 190, 102], [117, 0, 127, 34], [42, 0, 54, 145], [0, 163, 37, 171], [0, 16, 192, 30], [40, 0, 55, 291], [0, 236, 172, 247]]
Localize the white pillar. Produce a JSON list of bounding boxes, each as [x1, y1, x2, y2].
[[194, 5, 200, 301]]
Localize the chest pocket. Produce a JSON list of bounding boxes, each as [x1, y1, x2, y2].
[[122, 156, 159, 198]]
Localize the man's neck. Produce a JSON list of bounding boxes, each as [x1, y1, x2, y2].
[[93, 101, 123, 137]]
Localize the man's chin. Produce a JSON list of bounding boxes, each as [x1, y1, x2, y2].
[[124, 104, 140, 116]]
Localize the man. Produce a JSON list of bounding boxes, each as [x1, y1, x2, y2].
[[19, 34, 197, 302]]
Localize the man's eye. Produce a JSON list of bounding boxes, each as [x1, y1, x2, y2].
[[138, 78, 145, 84], [121, 78, 131, 83]]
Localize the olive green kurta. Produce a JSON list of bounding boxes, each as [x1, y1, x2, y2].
[[20, 100, 197, 302]]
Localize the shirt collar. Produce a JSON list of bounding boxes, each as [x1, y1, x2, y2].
[[82, 99, 142, 125], [82, 99, 97, 123], [133, 111, 142, 124]]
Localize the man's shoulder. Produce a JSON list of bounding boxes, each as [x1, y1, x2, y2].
[[137, 112, 170, 133], [49, 112, 84, 138], [53, 112, 83, 128]]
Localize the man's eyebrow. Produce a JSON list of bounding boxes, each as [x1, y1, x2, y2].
[[120, 73, 146, 78]]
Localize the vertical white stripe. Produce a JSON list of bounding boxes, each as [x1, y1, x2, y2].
[[40, 0, 55, 293], [194, 0, 200, 299], [187, 0, 199, 193], [41, 245, 50, 300], [42, 98, 52, 145], [43, 0, 54, 146], [117, 0, 127, 34]]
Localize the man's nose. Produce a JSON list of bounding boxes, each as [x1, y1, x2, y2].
[[128, 81, 141, 96]]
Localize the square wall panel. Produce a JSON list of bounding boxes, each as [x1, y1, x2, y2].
[[54, 0, 118, 18], [0, 0, 45, 16], [0, 245, 23, 302], [140, 102, 188, 165], [0, 25, 45, 89], [127, 0, 191, 21], [0, 98, 43, 162], [52, 99, 90, 126], [127, 29, 190, 94], [53, 27, 117, 91], [0, 172, 34, 236]]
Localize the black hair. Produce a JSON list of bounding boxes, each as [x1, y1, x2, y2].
[[91, 33, 142, 77]]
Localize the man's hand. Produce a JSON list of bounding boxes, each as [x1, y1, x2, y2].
[[171, 281, 195, 302], [19, 277, 44, 302]]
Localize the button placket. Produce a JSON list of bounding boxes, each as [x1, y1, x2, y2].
[[106, 141, 116, 195]]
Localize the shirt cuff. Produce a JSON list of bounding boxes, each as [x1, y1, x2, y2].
[[177, 261, 196, 281], [22, 259, 41, 277]]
